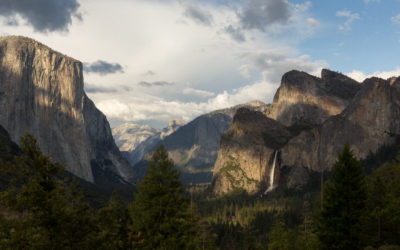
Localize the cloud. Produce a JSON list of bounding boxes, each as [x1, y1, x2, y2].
[[0, 0, 81, 32], [143, 70, 156, 76], [241, 50, 327, 82], [221, 0, 316, 43], [364, 0, 380, 4], [182, 3, 213, 26], [392, 14, 400, 24], [240, 0, 290, 32], [96, 79, 279, 126], [224, 24, 246, 43], [346, 68, 400, 82], [84, 84, 118, 94], [138, 81, 175, 87], [307, 17, 319, 27], [336, 9, 359, 32], [83, 60, 124, 75], [84, 83, 133, 94], [182, 87, 215, 98]]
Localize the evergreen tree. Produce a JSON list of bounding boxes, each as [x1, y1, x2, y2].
[[0, 134, 95, 249], [317, 143, 367, 250], [96, 191, 130, 250], [362, 155, 400, 247], [129, 145, 199, 249]]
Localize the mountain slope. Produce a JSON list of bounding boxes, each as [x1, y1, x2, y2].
[[267, 69, 360, 127], [212, 69, 362, 194], [133, 101, 269, 184], [0, 36, 133, 183], [281, 76, 400, 172], [113, 120, 186, 166]]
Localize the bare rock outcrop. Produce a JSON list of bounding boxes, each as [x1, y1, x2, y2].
[[212, 108, 291, 194], [281, 76, 400, 172], [0, 36, 133, 183], [267, 69, 360, 127]]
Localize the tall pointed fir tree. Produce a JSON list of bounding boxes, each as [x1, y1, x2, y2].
[[129, 145, 199, 249], [317, 143, 367, 250], [0, 134, 95, 249]]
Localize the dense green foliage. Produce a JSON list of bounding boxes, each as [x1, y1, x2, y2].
[[0, 134, 95, 249], [0, 134, 399, 249], [317, 143, 367, 250], [129, 145, 200, 249]]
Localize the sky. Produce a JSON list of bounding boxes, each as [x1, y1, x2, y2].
[[1, 0, 400, 128]]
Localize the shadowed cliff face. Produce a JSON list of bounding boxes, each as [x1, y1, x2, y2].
[[212, 108, 291, 194], [281, 76, 400, 172], [212, 70, 400, 195], [131, 101, 270, 185], [212, 69, 361, 194], [0, 36, 133, 183], [267, 69, 360, 127]]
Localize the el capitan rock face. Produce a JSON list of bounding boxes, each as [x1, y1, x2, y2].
[[0, 36, 133, 183]]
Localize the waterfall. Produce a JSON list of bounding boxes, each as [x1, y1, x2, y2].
[[265, 150, 278, 194]]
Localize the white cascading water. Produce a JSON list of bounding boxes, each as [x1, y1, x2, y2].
[[265, 150, 278, 194]]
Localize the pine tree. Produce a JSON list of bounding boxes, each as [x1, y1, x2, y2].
[[317, 143, 367, 250], [129, 145, 199, 249], [96, 191, 130, 250], [0, 134, 95, 249]]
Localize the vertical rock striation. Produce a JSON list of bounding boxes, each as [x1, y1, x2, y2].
[[212, 69, 363, 194], [0, 36, 133, 183], [281, 76, 400, 172], [267, 69, 360, 127], [212, 108, 291, 194]]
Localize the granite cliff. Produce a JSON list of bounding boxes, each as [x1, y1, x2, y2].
[[113, 120, 186, 166], [266, 69, 360, 127], [212, 69, 365, 194], [133, 101, 269, 184], [212, 108, 291, 194], [281, 76, 400, 172], [0, 36, 133, 183]]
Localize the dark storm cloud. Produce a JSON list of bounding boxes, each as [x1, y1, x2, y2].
[[139, 81, 174, 87], [240, 0, 290, 31], [224, 24, 246, 42], [183, 4, 213, 26], [0, 0, 81, 32], [83, 60, 124, 76]]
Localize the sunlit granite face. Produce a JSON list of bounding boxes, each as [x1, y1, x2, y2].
[[0, 36, 134, 183]]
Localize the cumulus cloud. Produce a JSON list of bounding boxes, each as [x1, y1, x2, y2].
[[84, 83, 133, 94], [392, 14, 400, 24], [83, 60, 124, 75], [143, 70, 156, 76], [224, 24, 246, 43], [240, 0, 290, 31], [364, 0, 380, 4], [0, 0, 81, 32], [241, 50, 328, 82], [221, 0, 316, 43], [138, 81, 175, 87], [84, 84, 118, 94], [336, 9, 359, 32], [182, 3, 213, 26], [346, 68, 400, 82], [307, 17, 319, 27], [182, 87, 215, 98]]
